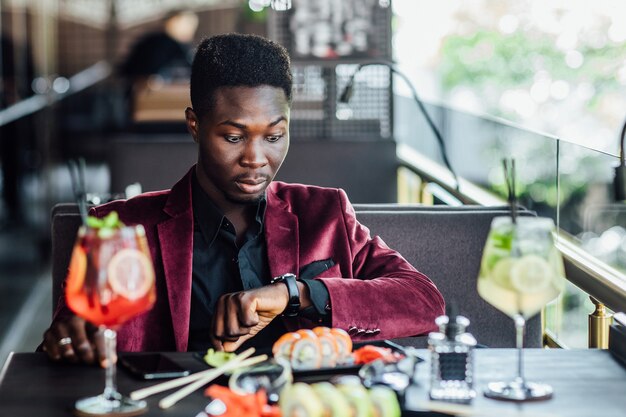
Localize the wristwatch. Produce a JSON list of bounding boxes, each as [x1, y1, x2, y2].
[[270, 273, 300, 317]]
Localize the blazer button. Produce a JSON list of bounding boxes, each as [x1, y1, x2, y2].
[[372, 328, 381, 335], [348, 326, 358, 335], [356, 328, 366, 335], [365, 329, 375, 335]]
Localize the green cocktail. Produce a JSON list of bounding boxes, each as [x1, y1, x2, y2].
[[478, 216, 565, 319], [477, 216, 565, 402]]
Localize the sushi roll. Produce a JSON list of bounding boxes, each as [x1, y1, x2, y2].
[[330, 328, 353, 360], [311, 382, 352, 417], [273, 331, 301, 363], [312, 327, 339, 367], [337, 379, 374, 417], [290, 329, 323, 370], [369, 386, 401, 417], [279, 382, 324, 417]]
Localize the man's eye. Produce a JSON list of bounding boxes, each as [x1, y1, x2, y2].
[[225, 136, 243, 143], [266, 135, 283, 143]]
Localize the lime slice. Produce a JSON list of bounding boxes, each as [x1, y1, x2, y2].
[[483, 247, 510, 272], [510, 255, 552, 293], [490, 257, 514, 289], [107, 248, 154, 300]]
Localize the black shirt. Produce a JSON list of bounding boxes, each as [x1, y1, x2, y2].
[[188, 174, 331, 351]]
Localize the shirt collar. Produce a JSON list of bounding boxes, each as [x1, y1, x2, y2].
[[191, 172, 266, 245]]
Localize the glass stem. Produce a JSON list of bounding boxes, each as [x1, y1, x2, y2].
[[102, 327, 119, 401], [514, 314, 526, 384]]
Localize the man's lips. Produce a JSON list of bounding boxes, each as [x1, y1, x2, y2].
[[235, 177, 267, 194]]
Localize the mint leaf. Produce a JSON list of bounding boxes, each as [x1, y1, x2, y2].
[[86, 216, 103, 228], [102, 211, 119, 228], [86, 211, 124, 230]]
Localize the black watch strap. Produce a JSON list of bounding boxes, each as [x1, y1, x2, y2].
[[271, 273, 300, 317]]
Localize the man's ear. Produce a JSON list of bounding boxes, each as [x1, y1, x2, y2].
[[185, 107, 199, 143]]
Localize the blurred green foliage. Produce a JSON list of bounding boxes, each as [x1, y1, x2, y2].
[[439, 29, 626, 116]]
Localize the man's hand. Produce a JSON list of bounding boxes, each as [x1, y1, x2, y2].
[[211, 282, 311, 352], [42, 315, 108, 367]]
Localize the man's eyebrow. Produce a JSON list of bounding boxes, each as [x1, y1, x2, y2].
[[268, 116, 287, 127], [217, 116, 286, 129], [218, 120, 247, 129]]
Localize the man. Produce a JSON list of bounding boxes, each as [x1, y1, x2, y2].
[[42, 33, 444, 366], [119, 9, 198, 80]]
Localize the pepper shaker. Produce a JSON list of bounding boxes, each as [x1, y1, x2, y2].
[[428, 311, 477, 403]]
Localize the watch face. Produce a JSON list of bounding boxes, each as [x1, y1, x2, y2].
[[272, 273, 296, 283]]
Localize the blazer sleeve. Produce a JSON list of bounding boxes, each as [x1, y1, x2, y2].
[[317, 189, 445, 341]]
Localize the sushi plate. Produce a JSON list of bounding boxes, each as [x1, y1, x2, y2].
[[193, 340, 423, 383]]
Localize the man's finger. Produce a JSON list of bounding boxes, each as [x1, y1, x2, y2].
[[213, 295, 227, 340], [43, 328, 63, 361], [224, 294, 251, 338], [209, 336, 225, 352], [51, 323, 79, 363], [92, 328, 109, 368], [68, 318, 95, 364], [222, 334, 253, 353], [236, 295, 260, 329]]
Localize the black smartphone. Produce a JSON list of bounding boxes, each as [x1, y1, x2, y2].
[[119, 353, 190, 380]]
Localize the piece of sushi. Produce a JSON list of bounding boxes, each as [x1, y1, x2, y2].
[[311, 381, 352, 417], [313, 327, 339, 367], [369, 386, 401, 417], [290, 329, 323, 370], [337, 380, 374, 417], [330, 328, 353, 360], [273, 331, 301, 363], [279, 382, 324, 417]]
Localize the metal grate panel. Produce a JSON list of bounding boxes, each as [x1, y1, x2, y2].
[[269, 1, 392, 141]]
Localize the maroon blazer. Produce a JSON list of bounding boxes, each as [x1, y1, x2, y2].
[[53, 168, 444, 351]]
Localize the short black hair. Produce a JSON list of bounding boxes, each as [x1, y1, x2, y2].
[[190, 33, 293, 119]]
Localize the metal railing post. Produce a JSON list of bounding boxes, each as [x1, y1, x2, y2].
[[589, 297, 613, 349]]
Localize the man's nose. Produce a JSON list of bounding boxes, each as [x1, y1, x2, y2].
[[240, 138, 268, 168]]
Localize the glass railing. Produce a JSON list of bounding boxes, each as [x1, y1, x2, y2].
[[394, 94, 625, 348]]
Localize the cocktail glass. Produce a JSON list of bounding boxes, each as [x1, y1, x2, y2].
[[66, 224, 156, 416], [477, 216, 564, 401]]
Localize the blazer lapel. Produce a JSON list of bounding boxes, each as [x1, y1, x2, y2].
[[265, 185, 299, 279], [157, 169, 194, 351]]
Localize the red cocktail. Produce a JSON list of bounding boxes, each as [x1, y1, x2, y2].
[[66, 226, 155, 327], [66, 220, 156, 416]]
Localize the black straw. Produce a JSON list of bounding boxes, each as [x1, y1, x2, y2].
[[502, 159, 517, 224], [67, 158, 88, 226]]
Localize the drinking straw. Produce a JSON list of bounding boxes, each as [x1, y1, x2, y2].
[[67, 157, 94, 305], [67, 158, 88, 226], [502, 159, 517, 224]]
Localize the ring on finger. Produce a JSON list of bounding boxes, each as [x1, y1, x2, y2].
[[58, 337, 72, 347]]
